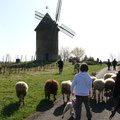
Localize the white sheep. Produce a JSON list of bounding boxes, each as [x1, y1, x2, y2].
[[104, 73, 116, 80], [93, 79, 105, 103], [61, 80, 72, 103], [104, 78, 115, 102], [15, 81, 28, 105], [90, 76, 97, 98], [62, 99, 75, 118], [111, 74, 116, 81], [91, 76, 97, 81]]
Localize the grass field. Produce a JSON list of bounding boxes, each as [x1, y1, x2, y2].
[[0, 62, 106, 120]]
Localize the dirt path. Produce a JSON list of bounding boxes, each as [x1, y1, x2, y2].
[[27, 67, 120, 120]]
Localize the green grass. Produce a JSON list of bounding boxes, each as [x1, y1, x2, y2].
[[0, 62, 106, 120]]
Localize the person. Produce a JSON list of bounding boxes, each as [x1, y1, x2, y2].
[[112, 59, 117, 70], [74, 62, 80, 74], [71, 62, 92, 120], [107, 59, 111, 70], [109, 71, 120, 120], [57, 59, 64, 74]]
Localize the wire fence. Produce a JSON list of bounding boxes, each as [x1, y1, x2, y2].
[[0, 61, 57, 75]]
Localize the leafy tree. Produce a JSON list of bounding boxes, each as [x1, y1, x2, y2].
[[71, 47, 85, 61], [59, 47, 71, 61]]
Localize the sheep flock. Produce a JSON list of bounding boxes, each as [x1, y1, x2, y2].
[[13, 67, 118, 120], [14, 71, 116, 106], [91, 72, 116, 103]]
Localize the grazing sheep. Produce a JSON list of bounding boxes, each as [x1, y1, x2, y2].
[[93, 79, 105, 102], [104, 73, 116, 80], [62, 99, 76, 119], [44, 79, 59, 101], [104, 78, 115, 101], [15, 81, 28, 105], [61, 80, 72, 103], [74, 63, 80, 74]]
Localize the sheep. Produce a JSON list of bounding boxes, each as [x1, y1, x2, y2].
[[111, 74, 116, 81], [90, 76, 97, 98], [44, 79, 59, 101], [91, 76, 97, 86], [104, 73, 116, 80], [62, 99, 76, 119], [93, 79, 105, 103], [61, 80, 72, 103], [74, 63, 80, 74], [15, 81, 28, 105], [104, 78, 115, 102]]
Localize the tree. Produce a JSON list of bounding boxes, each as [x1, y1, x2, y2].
[[110, 53, 116, 61], [83, 55, 88, 61], [71, 47, 85, 61], [88, 56, 95, 62], [96, 58, 99, 63], [59, 47, 71, 61]]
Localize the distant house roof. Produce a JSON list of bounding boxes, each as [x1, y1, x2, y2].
[[35, 13, 57, 31]]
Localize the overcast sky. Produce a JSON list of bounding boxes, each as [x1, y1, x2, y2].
[[0, 0, 120, 62]]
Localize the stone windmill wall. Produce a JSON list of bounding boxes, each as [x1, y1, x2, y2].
[[35, 13, 59, 62]]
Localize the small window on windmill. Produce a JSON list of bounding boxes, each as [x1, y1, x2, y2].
[[16, 59, 20, 63]]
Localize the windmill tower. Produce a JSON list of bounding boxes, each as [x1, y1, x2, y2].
[[35, 0, 75, 62]]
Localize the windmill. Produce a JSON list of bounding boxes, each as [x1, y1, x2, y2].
[[35, 0, 75, 62]]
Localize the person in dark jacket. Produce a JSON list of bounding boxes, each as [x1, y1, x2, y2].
[[57, 59, 64, 74], [112, 59, 117, 70], [107, 59, 111, 70], [109, 71, 120, 120]]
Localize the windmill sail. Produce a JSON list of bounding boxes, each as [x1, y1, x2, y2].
[[58, 24, 75, 38], [35, 11, 44, 20], [55, 0, 62, 22], [35, 0, 75, 38]]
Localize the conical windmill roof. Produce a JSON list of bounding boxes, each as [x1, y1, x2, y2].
[[35, 13, 57, 31]]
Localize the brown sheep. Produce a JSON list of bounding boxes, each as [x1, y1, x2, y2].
[[44, 79, 59, 101]]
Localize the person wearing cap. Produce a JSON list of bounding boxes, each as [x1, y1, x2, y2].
[[71, 62, 92, 120]]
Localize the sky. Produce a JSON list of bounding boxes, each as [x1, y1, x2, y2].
[[0, 0, 120, 62]]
